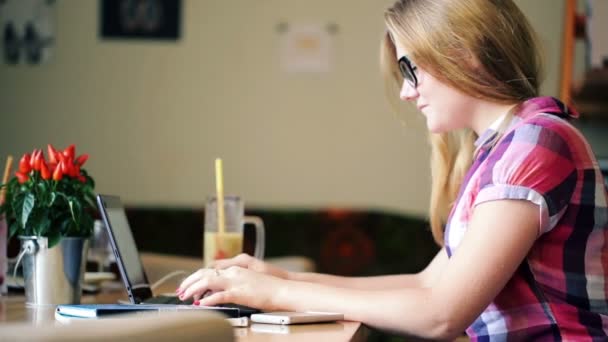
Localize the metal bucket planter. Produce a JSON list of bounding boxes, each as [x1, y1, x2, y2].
[[17, 236, 88, 306]]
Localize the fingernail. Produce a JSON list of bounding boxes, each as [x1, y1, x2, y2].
[[193, 300, 200, 306], [179, 294, 185, 300], [175, 288, 182, 294]]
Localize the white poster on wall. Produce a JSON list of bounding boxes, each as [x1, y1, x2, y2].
[[0, 0, 55, 65], [280, 24, 332, 73]]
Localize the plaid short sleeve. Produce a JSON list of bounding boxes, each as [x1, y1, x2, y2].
[[446, 97, 608, 341], [474, 116, 578, 235]]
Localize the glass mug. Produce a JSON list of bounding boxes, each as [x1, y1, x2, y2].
[[204, 196, 265, 267]]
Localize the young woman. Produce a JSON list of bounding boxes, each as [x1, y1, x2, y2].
[[177, 0, 608, 340]]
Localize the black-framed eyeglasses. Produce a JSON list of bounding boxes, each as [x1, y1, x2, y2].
[[398, 56, 418, 88]]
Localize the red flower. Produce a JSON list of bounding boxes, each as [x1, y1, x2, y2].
[[63, 144, 75, 160], [40, 160, 51, 180], [1, 144, 97, 248], [47, 144, 60, 164], [30, 149, 42, 171], [19, 154, 31, 174], [15, 171, 29, 184], [52, 164, 63, 181], [75, 154, 89, 167]]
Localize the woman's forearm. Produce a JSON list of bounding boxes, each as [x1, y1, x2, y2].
[[273, 279, 457, 340], [286, 248, 446, 290], [286, 271, 425, 290]]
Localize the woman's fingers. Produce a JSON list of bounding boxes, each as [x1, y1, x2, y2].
[[210, 253, 252, 269], [210, 254, 287, 278], [198, 289, 235, 307], [189, 267, 274, 309], [177, 269, 204, 292], [177, 268, 214, 296], [178, 265, 264, 308], [181, 271, 226, 300]]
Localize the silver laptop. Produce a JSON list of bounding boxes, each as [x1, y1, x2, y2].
[[96, 194, 258, 317]]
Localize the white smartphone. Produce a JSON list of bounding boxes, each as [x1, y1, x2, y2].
[[251, 323, 291, 334], [250, 311, 344, 325], [226, 317, 249, 327]]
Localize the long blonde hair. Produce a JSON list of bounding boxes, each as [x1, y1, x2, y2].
[[381, 0, 543, 245]]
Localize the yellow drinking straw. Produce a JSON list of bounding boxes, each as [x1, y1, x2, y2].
[[0, 155, 13, 205], [215, 158, 226, 255]]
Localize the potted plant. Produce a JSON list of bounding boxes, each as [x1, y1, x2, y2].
[[0, 144, 96, 305]]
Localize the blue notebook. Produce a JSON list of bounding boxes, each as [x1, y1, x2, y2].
[[56, 304, 246, 319]]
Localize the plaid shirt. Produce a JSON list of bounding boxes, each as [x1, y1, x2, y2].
[[445, 97, 608, 341]]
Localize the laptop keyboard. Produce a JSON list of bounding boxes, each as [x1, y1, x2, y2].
[[143, 295, 193, 305], [141, 296, 260, 317]]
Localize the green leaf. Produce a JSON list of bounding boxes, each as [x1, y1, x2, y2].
[[21, 193, 35, 229], [72, 198, 82, 219], [8, 221, 19, 238], [49, 192, 57, 207], [38, 215, 51, 236], [80, 214, 94, 237], [54, 192, 68, 206], [37, 181, 48, 194], [68, 199, 76, 224], [47, 230, 61, 248], [30, 207, 48, 236], [59, 217, 72, 235], [1, 153, 97, 240]]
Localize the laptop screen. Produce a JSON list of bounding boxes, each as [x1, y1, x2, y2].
[[97, 195, 151, 297]]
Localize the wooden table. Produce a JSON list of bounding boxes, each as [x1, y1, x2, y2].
[[0, 252, 368, 341]]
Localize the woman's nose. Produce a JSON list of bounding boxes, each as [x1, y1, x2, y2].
[[399, 80, 418, 102]]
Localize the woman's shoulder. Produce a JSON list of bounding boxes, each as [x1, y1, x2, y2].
[[514, 110, 575, 134], [508, 109, 583, 143], [507, 96, 582, 143], [503, 111, 594, 167]]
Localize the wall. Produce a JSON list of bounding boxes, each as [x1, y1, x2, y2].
[[0, 0, 568, 216], [589, 0, 608, 68]]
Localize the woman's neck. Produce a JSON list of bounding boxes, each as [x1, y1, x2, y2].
[[470, 101, 519, 136]]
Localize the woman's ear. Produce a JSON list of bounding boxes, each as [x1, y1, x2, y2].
[[459, 47, 482, 70]]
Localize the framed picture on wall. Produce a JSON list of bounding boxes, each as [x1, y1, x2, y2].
[[0, 0, 56, 65], [100, 0, 181, 40]]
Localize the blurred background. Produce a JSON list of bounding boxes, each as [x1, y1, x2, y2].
[[2, 0, 605, 216], [1, 1, 607, 340]]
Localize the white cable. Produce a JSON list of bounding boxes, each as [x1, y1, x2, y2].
[[150, 270, 189, 291]]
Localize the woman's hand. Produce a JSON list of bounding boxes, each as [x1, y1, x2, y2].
[[209, 253, 290, 280], [176, 266, 286, 311]]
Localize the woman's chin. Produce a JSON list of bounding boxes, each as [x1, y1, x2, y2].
[[425, 118, 455, 133], [426, 121, 443, 133]]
